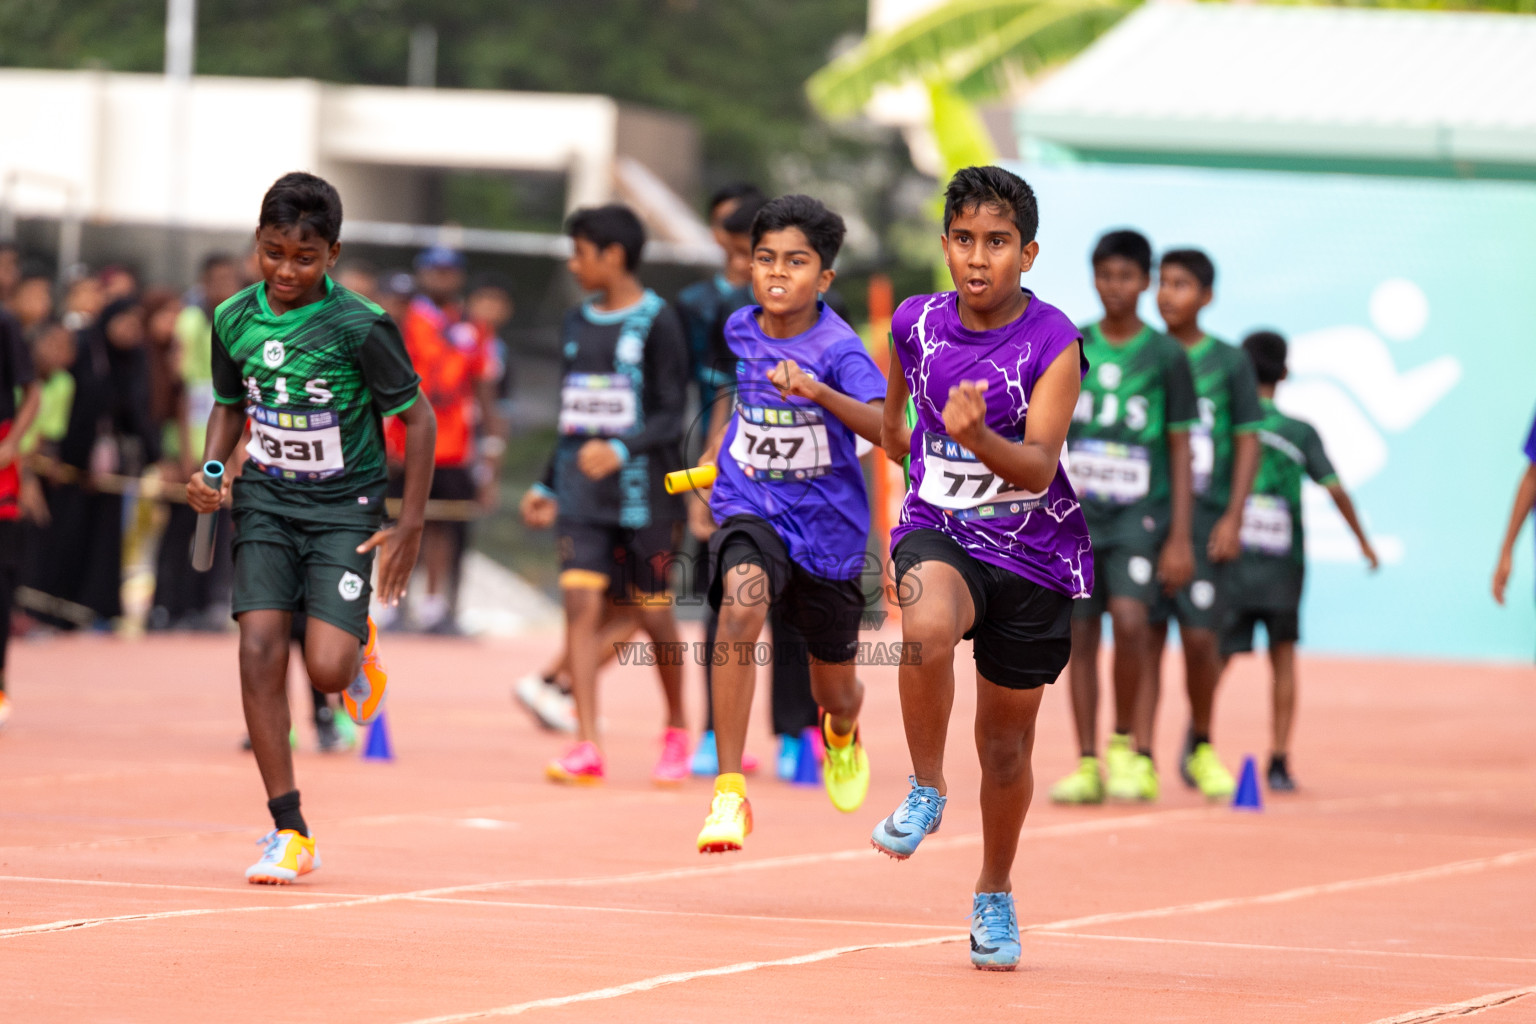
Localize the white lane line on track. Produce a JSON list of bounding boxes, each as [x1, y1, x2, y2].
[[1361, 985, 1536, 1024], [1034, 847, 1536, 933], [380, 846, 1536, 1023], [1036, 931, 1536, 966], [0, 875, 367, 898], [407, 895, 958, 931], [6, 794, 1528, 942], [394, 933, 969, 1024]]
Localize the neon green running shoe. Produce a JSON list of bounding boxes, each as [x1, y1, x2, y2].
[[1184, 742, 1236, 800], [1109, 753, 1159, 801], [1103, 733, 1135, 798], [821, 712, 869, 813], [1049, 756, 1104, 805]]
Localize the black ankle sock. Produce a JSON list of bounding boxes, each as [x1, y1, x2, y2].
[[1192, 733, 1211, 748], [1268, 753, 1288, 770], [1137, 749, 1153, 761], [267, 790, 308, 837], [541, 673, 557, 685]]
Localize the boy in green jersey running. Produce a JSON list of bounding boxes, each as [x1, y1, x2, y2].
[[1052, 230, 1197, 805], [1148, 249, 1262, 800], [1221, 332, 1376, 792], [188, 173, 437, 883]]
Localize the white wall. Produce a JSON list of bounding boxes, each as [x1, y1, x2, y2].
[[0, 70, 627, 230]]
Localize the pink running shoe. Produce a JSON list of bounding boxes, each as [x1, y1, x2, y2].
[[545, 740, 605, 785], [653, 727, 690, 786]]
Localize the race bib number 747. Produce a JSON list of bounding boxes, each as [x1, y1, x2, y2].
[[729, 404, 832, 482]]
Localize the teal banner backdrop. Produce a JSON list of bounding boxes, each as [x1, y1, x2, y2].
[[1006, 162, 1536, 662]]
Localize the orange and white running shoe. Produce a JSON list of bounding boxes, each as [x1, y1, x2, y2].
[[245, 829, 320, 884], [342, 617, 387, 726], [0, 692, 11, 731], [545, 740, 605, 785]]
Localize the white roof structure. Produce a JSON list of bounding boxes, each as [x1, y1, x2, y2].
[[0, 69, 714, 259], [1017, 4, 1536, 169]]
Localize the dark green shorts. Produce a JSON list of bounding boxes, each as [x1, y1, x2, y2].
[[230, 507, 377, 641], [1074, 507, 1169, 619], [1149, 506, 1229, 633]]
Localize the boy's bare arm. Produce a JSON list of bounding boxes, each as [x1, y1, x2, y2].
[[1326, 482, 1378, 571], [944, 343, 1080, 495], [767, 359, 884, 445], [1492, 464, 1536, 605], [881, 350, 912, 464], [1210, 431, 1259, 562], [360, 394, 436, 605], [1159, 429, 1195, 591], [186, 403, 247, 513]]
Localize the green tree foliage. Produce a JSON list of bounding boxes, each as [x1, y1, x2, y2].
[[0, 0, 868, 186], [809, 0, 1531, 126]]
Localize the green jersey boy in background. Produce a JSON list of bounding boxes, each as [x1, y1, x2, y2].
[[1220, 331, 1376, 792], [1052, 230, 1196, 805], [1150, 248, 1262, 800]]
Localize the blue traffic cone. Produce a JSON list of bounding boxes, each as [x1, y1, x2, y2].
[[362, 711, 394, 762], [791, 725, 821, 786], [1232, 755, 1262, 811]]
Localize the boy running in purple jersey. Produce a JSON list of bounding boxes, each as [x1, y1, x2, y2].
[[870, 166, 1092, 971], [693, 195, 886, 854]]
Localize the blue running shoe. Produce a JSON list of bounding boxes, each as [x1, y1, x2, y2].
[[969, 892, 1020, 971], [870, 776, 945, 859], [776, 733, 802, 781], [690, 730, 719, 777]]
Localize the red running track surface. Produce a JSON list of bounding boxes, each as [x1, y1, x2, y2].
[[0, 629, 1533, 1023]]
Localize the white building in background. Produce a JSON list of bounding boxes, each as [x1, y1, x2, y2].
[[0, 69, 716, 274]]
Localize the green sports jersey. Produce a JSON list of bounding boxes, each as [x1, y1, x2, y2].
[[1241, 397, 1338, 565], [1068, 323, 1198, 518], [211, 278, 421, 525], [1184, 335, 1264, 512]]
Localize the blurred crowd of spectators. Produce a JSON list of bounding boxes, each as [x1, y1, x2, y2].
[[0, 241, 514, 637]]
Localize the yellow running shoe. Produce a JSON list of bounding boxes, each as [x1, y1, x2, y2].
[[1049, 756, 1104, 804], [821, 713, 869, 814], [343, 616, 387, 726], [1183, 742, 1236, 801], [1103, 733, 1136, 799], [697, 788, 752, 854], [245, 829, 320, 884], [1116, 753, 1159, 801]]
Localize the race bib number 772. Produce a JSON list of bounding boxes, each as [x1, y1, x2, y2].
[[916, 432, 1046, 521]]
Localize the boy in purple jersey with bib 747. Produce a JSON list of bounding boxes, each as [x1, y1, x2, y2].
[[870, 166, 1093, 972], [691, 195, 887, 854]]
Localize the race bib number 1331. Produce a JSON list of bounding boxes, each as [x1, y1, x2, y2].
[[246, 406, 345, 481]]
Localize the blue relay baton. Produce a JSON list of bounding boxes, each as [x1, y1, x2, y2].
[[191, 460, 224, 572]]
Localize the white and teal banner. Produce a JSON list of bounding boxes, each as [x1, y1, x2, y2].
[[1009, 162, 1536, 661]]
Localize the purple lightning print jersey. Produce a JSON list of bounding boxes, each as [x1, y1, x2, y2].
[[890, 290, 1095, 599]]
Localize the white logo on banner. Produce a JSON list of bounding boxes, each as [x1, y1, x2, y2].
[[1278, 279, 1460, 566]]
